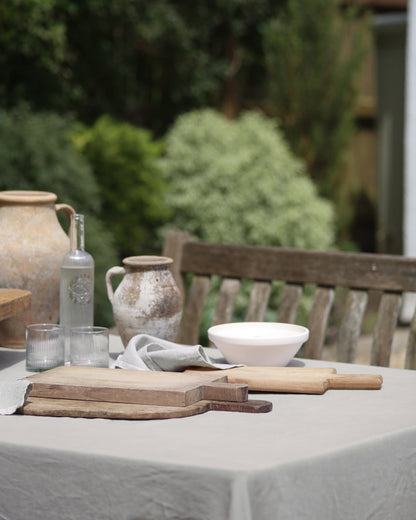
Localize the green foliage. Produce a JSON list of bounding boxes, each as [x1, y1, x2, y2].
[[162, 108, 334, 340], [0, 0, 278, 134], [0, 105, 99, 210], [0, 0, 374, 253], [263, 0, 368, 201], [161, 109, 335, 250], [126, 0, 277, 129], [0, 0, 69, 110], [72, 115, 169, 258], [0, 105, 118, 326]]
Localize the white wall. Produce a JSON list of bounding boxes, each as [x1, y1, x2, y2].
[[402, 0, 416, 322]]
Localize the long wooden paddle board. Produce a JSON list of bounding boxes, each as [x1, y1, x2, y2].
[[184, 367, 383, 394]]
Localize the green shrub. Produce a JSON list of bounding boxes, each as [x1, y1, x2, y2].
[[161, 109, 335, 250], [263, 0, 368, 240], [0, 0, 277, 135], [0, 105, 118, 326], [161, 109, 335, 340], [72, 115, 170, 258], [0, 0, 68, 111]]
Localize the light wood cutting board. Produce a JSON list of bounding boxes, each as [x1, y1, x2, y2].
[[184, 367, 383, 394], [23, 366, 250, 407]]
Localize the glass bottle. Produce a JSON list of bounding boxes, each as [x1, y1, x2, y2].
[[60, 213, 94, 363]]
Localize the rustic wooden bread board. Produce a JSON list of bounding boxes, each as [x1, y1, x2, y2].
[[184, 367, 383, 394], [23, 366, 250, 407], [18, 396, 272, 420]]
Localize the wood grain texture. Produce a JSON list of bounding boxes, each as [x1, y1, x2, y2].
[[406, 310, 416, 370], [245, 281, 271, 322], [276, 283, 303, 323], [0, 289, 31, 322], [162, 230, 190, 297], [24, 366, 248, 407], [207, 375, 329, 394], [337, 290, 368, 363], [303, 287, 335, 359], [178, 275, 211, 344], [18, 396, 272, 419], [212, 278, 241, 326], [371, 293, 401, 367], [179, 241, 416, 292], [185, 367, 383, 393], [326, 374, 383, 390]]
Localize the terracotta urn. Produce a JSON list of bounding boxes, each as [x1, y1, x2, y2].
[[0, 191, 75, 348], [106, 256, 183, 347]]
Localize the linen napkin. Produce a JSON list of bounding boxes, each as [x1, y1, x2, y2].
[[0, 380, 32, 415], [113, 334, 242, 371]]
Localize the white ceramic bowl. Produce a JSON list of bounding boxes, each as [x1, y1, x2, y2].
[[208, 322, 309, 366]]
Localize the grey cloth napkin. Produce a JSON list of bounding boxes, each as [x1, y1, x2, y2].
[[0, 380, 32, 415], [113, 334, 242, 371]]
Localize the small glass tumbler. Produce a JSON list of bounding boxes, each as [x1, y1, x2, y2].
[[26, 324, 65, 371], [70, 326, 109, 367]]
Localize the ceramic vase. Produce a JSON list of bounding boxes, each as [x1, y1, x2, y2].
[[106, 256, 183, 347], [0, 191, 75, 348]]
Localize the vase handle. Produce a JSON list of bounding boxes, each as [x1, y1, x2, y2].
[[105, 266, 126, 304], [56, 203, 76, 225]]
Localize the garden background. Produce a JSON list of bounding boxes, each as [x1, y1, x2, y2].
[[0, 0, 405, 327]]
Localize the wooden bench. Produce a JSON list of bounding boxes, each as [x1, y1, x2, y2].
[[163, 231, 416, 369]]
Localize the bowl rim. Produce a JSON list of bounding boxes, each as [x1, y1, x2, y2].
[[207, 322, 309, 347]]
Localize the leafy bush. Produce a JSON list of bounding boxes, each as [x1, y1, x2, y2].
[[72, 115, 169, 258], [0, 0, 68, 110], [161, 109, 335, 250], [0, 0, 277, 135], [0, 105, 118, 326], [161, 109, 335, 339], [263, 0, 368, 235]]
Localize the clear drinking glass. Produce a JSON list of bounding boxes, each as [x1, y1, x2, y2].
[[26, 324, 65, 371], [69, 326, 109, 367]]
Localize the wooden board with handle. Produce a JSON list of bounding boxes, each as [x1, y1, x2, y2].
[[18, 396, 272, 420], [23, 366, 250, 407], [184, 367, 383, 394]]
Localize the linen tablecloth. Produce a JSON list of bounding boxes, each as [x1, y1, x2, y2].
[[0, 336, 415, 520]]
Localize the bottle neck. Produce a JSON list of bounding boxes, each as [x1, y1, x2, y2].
[[70, 214, 85, 252]]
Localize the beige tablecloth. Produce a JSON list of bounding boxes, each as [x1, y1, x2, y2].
[[0, 336, 415, 520]]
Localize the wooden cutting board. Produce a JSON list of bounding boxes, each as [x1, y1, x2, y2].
[[184, 367, 383, 394], [18, 396, 272, 420], [19, 366, 273, 419], [23, 366, 251, 407]]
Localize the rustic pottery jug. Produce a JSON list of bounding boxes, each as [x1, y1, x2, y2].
[[0, 191, 75, 348], [106, 256, 183, 347]]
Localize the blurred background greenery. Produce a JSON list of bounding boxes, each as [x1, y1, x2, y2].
[[0, 0, 382, 326]]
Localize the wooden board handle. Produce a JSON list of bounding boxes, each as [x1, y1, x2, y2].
[[208, 399, 273, 413], [225, 376, 329, 394], [327, 374, 383, 390], [201, 382, 248, 402]]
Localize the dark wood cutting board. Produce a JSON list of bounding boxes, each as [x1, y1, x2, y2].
[[23, 366, 250, 407], [18, 396, 272, 420]]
